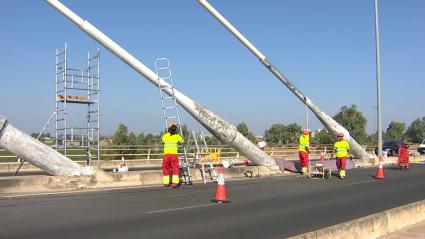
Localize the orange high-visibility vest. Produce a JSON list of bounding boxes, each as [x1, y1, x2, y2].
[[162, 132, 183, 154]]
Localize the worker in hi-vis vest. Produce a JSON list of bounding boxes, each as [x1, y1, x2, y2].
[[333, 132, 350, 179], [298, 129, 310, 174], [162, 123, 184, 188]]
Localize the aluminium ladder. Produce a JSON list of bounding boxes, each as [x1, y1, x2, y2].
[[192, 130, 217, 184], [155, 58, 192, 185]]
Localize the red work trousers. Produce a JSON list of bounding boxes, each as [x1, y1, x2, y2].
[[162, 154, 179, 176], [336, 157, 347, 170], [299, 151, 309, 168]]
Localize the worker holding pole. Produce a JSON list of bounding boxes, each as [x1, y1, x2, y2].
[[333, 132, 351, 179], [298, 129, 310, 175], [162, 123, 184, 188]]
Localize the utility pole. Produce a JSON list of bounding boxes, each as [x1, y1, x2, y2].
[[374, 0, 383, 159]]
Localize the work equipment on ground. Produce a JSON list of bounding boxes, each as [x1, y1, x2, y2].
[[397, 145, 409, 169], [308, 163, 332, 179], [155, 58, 192, 185], [192, 130, 217, 184], [211, 167, 230, 203]]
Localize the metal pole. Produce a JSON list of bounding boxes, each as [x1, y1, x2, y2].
[[13, 111, 56, 176], [374, 0, 383, 159], [45, 0, 277, 167], [197, 0, 370, 159], [1, 115, 88, 176]]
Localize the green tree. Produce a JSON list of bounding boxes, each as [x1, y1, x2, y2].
[[264, 124, 286, 146], [312, 129, 334, 145], [405, 117, 425, 143], [384, 121, 405, 141], [136, 133, 145, 145], [144, 133, 160, 145], [112, 124, 129, 145], [236, 123, 258, 144], [284, 123, 302, 144], [333, 105, 368, 144], [126, 132, 138, 159], [204, 134, 221, 146]]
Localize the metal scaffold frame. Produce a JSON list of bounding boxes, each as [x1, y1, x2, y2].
[[55, 43, 101, 166]]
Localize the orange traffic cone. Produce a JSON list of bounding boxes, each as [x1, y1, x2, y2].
[[211, 167, 230, 203], [375, 157, 385, 179], [320, 151, 325, 161]]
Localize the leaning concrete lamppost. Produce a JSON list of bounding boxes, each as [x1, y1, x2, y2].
[[44, 0, 277, 168], [197, 0, 370, 159], [0, 115, 89, 176]]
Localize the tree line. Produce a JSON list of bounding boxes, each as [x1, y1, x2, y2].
[[111, 105, 425, 146]]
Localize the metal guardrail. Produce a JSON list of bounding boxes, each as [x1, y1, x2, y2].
[[0, 144, 407, 163]]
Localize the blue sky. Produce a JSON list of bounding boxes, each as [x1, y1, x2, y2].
[[0, 0, 424, 136]]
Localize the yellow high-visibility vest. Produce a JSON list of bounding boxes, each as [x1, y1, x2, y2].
[[162, 132, 184, 154], [299, 135, 310, 152], [334, 140, 350, 158]]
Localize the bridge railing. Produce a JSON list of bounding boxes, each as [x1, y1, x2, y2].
[[1, 144, 408, 163]]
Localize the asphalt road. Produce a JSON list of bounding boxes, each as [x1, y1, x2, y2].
[[1, 164, 425, 239]]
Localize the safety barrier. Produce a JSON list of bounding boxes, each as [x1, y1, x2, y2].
[[0, 144, 420, 163]]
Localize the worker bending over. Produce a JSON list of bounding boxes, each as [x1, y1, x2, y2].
[[298, 129, 310, 175], [334, 132, 350, 179], [162, 123, 184, 188]]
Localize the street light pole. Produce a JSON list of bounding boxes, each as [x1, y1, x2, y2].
[[374, 0, 383, 159]]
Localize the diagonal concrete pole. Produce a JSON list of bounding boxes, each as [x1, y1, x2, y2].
[[0, 116, 88, 176], [197, 0, 370, 159], [45, 0, 277, 167]]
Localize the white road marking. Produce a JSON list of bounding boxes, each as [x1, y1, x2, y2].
[[347, 180, 376, 186], [145, 203, 217, 214]]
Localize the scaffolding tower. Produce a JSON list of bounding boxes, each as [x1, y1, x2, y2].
[[55, 43, 100, 166]]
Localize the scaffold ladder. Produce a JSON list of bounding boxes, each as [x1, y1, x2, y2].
[[192, 130, 217, 184], [155, 57, 192, 185]]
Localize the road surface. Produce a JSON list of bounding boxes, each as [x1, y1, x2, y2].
[[1, 164, 425, 239]]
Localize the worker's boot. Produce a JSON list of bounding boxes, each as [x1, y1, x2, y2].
[[171, 175, 180, 188], [163, 175, 170, 187], [301, 167, 308, 175], [339, 170, 346, 179]]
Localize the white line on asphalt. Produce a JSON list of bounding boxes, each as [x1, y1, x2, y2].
[[347, 180, 376, 186], [145, 203, 217, 214], [150, 194, 187, 197]]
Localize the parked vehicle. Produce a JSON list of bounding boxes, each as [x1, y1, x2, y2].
[[418, 139, 425, 155], [375, 140, 403, 156]]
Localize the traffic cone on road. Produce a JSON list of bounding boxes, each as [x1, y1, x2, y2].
[[375, 157, 385, 179], [320, 151, 325, 161], [211, 167, 230, 203], [118, 153, 129, 172], [120, 154, 127, 167]]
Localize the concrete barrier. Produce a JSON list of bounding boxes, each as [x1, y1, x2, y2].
[[288, 199, 425, 239], [0, 165, 281, 195]]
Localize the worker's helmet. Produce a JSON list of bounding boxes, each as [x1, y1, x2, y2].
[[337, 132, 344, 138], [302, 129, 310, 135], [168, 122, 177, 129]]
